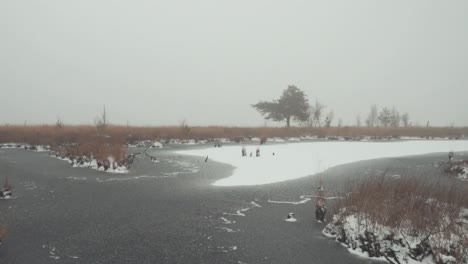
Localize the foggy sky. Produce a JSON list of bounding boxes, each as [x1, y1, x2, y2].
[[1, 0, 467, 126]]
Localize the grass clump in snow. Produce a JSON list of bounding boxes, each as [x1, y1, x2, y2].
[[325, 176, 468, 264]]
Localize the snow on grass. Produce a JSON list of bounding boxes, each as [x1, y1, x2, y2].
[[176, 140, 468, 186], [458, 166, 468, 181], [323, 211, 468, 264], [0, 143, 50, 152]]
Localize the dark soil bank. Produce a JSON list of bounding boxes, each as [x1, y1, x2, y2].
[[0, 145, 465, 264]]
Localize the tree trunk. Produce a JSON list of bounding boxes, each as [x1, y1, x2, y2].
[[286, 116, 291, 128]]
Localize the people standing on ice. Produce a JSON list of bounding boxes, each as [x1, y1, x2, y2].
[[214, 141, 222, 148], [315, 185, 326, 222], [256, 147, 260, 157], [242, 147, 246, 157]]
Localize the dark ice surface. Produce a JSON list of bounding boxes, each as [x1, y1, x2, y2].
[[0, 145, 466, 264]]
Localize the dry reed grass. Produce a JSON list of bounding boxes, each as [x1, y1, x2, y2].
[[0, 125, 466, 145], [0, 125, 466, 160], [334, 176, 468, 252]]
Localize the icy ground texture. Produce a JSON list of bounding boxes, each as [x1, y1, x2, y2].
[[323, 209, 468, 264], [177, 140, 468, 186]]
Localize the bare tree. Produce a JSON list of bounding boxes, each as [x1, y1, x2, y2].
[[180, 118, 191, 136], [94, 105, 108, 130], [390, 106, 400, 127], [365, 104, 378, 127], [308, 99, 326, 127], [324, 111, 334, 128], [401, 113, 410, 127], [378, 107, 392, 127], [356, 114, 361, 127], [56, 117, 64, 128]]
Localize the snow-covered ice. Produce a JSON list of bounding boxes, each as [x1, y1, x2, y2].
[[176, 140, 468, 186]]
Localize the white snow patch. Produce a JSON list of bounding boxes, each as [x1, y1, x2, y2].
[[224, 201, 262, 217], [250, 201, 262, 208], [268, 195, 311, 205], [216, 227, 240, 233], [220, 217, 235, 225], [176, 140, 468, 186], [224, 208, 249, 217], [151, 142, 164, 148]]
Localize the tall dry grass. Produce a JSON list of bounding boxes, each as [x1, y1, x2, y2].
[[339, 177, 468, 232], [332, 176, 468, 261], [0, 125, 466, 160], [0, 125, 466, 145]]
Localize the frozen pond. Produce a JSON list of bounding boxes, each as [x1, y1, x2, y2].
[[0, 144, 465, 263], [177, 140, 468, 186]]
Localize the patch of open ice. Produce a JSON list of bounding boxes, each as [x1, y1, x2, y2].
[[96, 175, 168, 182], [176, 140, 468, 186], [67, 176, 87, 181], [151, 142, 164, 148]]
